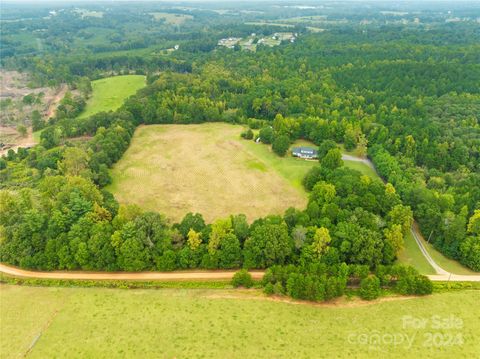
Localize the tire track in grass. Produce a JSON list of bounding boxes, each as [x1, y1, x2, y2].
[[23, 299, 68, 358]]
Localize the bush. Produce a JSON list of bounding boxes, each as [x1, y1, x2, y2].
[[395, 274, 433, 295], [231, 269, 254, 288], [240, 129, 254, 140], [359, 275, 381, 300], [264, 282, 274, 295], [414, 275, 434, 295], [273, 282, 284, 295]]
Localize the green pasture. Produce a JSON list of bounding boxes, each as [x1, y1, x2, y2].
[[78, 75, 146, 119], [1, 284, 479, 358]]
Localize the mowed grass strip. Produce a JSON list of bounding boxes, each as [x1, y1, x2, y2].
[[78, 75, 146, 119], [396, 231, 436, 275], [2, 285, 479, 358], [107, 123, 309, 222]]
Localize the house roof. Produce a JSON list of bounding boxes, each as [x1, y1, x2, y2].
[[292, 146, 318, 155]]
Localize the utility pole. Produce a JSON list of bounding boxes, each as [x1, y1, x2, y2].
[[426, 230, 433, 244]]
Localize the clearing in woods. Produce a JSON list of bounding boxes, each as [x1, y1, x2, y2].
[[78, 75, 146, 119], [1, 284, 479, 358], [150, 12, 193, 25], [108, 123, 381, 223], [108, 123, 309, 222]]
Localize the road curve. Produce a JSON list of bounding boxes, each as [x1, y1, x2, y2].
[[410, 223, 449, 275], [342, 154, 457, 277], [1, 263, 479, 282]]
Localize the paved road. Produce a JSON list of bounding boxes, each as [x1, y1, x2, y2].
[[341, 154, 377, 170], [342, 154, 480, 279], [410, 223, 449, 275]]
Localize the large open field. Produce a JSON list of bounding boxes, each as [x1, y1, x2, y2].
[[1, 284, 479, 358], [108, 123, 383, 223], [150, 12, 193, 25], [108, 123, 309, 222], [78, 75, 146, 119]]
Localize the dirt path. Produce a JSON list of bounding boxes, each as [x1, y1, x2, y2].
[[1, 263, 479, 282], [46, 84, 68, 119], [0, 263, 264, 281]]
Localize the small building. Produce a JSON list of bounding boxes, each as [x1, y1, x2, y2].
[[292, 146, 318, 159]]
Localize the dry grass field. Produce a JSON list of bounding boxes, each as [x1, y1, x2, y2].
[[108, 123, 308, 222]]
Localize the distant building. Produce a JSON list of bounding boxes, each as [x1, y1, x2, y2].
[[292, 147, 318, 159]]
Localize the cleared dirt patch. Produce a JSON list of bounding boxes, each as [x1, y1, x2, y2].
[[108, 123, 308, 222]]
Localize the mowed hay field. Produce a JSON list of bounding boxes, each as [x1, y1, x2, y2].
[[108, 123, 309, 222], [1, 285, 479, 358], [78, 75, 146, 119]]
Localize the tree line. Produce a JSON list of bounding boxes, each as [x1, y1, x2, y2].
[[1, 24, 478, 272]]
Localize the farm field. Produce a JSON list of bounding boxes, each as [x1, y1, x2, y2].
[[1, 284, 479, 358], [78, 75, 146, 119], [108, 123, 382, 222], [108, 123, 309, 222]]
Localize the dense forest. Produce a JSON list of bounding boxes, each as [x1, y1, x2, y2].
[[1, 1, 479, 277]]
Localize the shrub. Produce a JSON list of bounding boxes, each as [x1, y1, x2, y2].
[[359, 275, 381, 300], [414, 275, 434, 295], [395, 274, 433, 295], [231, 269, 254, 288], [240, 129, 254, 140], [264, 283, 274, 295], [273, 282, 284, 295]]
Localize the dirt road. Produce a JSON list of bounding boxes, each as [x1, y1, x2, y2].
[[1, 263, 479, 282], [46, 84, 68, 119], [0, 263, 265, 281]]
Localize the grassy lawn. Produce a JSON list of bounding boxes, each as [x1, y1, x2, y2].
[[397, 227, 477, 275], [107, 123, 309, 222], [396, 232, 436, 275], [419, 232, 478, 275], [286, 139, 380, 180], [1, 284, 479, 358], [243, 139, 318, 190], [343, 160, 379, 179], [78, 75, 146, 119]]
